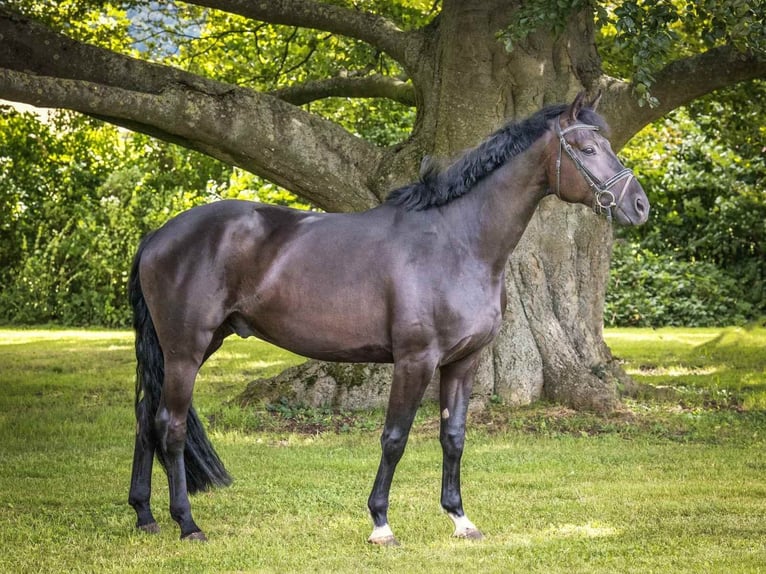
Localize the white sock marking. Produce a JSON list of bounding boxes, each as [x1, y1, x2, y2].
[[448, 513, 477, 536], [368, 523, 394, 542]]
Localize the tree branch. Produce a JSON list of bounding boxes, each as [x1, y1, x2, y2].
[[0, 8, 385, 212], [270, 73, 415, 106], [183, 0, 425, 74], [0, 7, 233, 99], [600, 46, 766, 149]]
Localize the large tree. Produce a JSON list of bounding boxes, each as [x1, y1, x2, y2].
[[1, 0, 764, 411]]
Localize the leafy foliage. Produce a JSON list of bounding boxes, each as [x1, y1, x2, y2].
[[3, 0, 136, 51], [0, 103, 323, 326], [107, 0, 423, 147], [502, 0, 766, 106], [600, 0, 766, 105], [608, 86, 766, 326], [0, 108, 231, 325], [606, 242, 752, 327]]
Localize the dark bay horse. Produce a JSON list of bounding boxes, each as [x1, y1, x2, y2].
[[128, 92, 649, 545]]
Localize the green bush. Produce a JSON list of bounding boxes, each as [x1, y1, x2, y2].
[[606, 241, 752, 327], [0, 110, 227, 326], [0, 109, 314, 327], [617, 99, 765, 325]]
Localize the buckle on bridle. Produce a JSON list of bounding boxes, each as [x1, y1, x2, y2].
[[593, 189, 616, 221], [595, 189, 616, 209]]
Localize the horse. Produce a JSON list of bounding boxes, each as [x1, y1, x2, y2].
[[127, 91, 649, 546]]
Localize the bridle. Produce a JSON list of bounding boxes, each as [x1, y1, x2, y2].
[[554, 119, 635, 222]]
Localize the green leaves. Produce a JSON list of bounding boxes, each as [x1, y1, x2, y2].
[[3, 0, 136, 52], [606, 241, 753, 327], [597, 0, 766, 106], [131, 3, 419, 146], [0, 108, 232, 326], [495, 0, 735, 115], [498, 0, 590, 52], [685, 0, 766, 52], [608, 90, 766, 326]]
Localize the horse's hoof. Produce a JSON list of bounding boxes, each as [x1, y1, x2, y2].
[[368, 524, 400, 547], [448, 513, 483, 541], [137, 521, 160, 534], [368, 534, 400, 547], [454, 528, 484, 540], [181, 530, 208, 542]]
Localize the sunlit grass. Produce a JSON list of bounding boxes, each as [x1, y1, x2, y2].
[[628, 364, 719, 376], [0, 328, 132, 344], [0, 326, 764, 573], [605, 325, 766, 410]]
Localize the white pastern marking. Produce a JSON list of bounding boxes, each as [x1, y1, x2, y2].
[[368, 523, 394, 542], [441, 408, 450, 420], [448, 513, 477, 536]]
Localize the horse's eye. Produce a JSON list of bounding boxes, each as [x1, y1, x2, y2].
[[582, 146, 596, 156]]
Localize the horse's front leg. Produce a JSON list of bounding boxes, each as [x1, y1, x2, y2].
[[367, 352, 439, 546], [439, 352, 483, 539]]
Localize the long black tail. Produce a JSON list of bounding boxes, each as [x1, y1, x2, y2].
[[129, 233, 232, 494]]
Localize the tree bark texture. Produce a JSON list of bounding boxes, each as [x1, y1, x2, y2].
[[2, 1, 764, 412]]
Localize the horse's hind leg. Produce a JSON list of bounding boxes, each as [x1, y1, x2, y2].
[[129, 398, 159, 533], [156, 357, 206, 540], [439, 352, 483, 540]]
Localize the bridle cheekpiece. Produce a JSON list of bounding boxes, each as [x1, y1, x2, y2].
[[554, 120, 635, 222]]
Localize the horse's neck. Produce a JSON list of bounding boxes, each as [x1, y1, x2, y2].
[[457, 139, 551, 272]]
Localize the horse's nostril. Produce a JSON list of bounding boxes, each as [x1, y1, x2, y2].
[[635, 197, 646, 214]]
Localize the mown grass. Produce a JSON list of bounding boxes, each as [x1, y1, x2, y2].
[[606, 326, 766, 411], [0, 326, 764, 573]]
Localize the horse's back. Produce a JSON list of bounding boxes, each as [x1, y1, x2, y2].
[[137, 200, 398, 361], [136, 201, 304, 338]]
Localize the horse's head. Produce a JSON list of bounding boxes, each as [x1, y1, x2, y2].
[[548, 92, 649, 226]]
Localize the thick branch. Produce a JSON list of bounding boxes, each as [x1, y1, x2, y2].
[[0, 9, 384, 212], [184, 0, 425, 74], [600, 46, 766, 149], [270, 74, 415, 106], [0, 8, 236, 100]]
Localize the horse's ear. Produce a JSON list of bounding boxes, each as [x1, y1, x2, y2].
[[588, 90, 602, 112], [567, 91, 588, 123]]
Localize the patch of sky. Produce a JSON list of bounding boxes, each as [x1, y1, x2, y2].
[[127, 1, 201, 56]]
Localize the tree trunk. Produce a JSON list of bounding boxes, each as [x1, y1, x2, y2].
[[504, 200, 621, 411], [239, 2, 622, 413]]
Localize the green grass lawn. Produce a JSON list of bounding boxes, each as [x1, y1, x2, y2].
[[0, 327, 764, 573], [606, 326, 766, 411]]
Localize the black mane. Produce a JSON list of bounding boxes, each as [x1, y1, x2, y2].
[[386, 104, 606, 211]]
